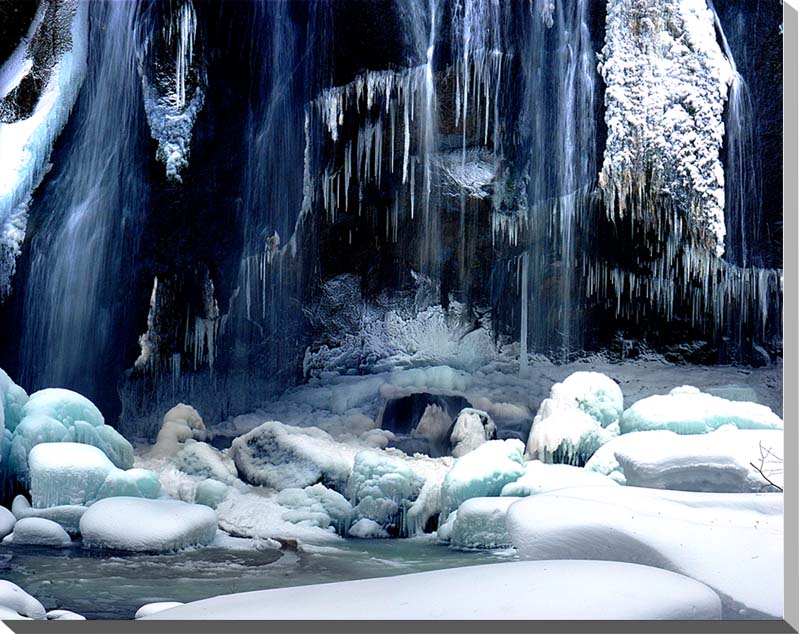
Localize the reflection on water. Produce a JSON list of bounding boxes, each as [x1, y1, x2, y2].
[[1, 537, 516, 619]]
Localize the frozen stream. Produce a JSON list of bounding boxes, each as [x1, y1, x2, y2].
[[0, 537, 515, 620]]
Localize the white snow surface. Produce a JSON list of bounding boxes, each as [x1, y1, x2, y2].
[[145, 560, 722, 620], [134, 602, 185, 620], [0, 580, 46, 620], [449, 496, 520, 550], [500, 460, 619, 497], [28, 442, 115, 508], [11, 495, 85, 536], [506, 486, 783, 618], [551, 371, 624, 427], [0, 505, 15, 539], [79, 497, 218, 552], [2, 517, 71, 547], [347, 517, 389, 539]]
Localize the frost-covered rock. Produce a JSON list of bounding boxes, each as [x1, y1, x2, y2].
[[194, 478, 229, 509], [277, 483, 353, 534], [230, 421, 356, 493], [0, 368, 28, 433], [619, 388, 783, 435], [173, 440, 237, 483], [0, 580, 46, 619], [551, 372, 624, 427], [80, 497, 218, 552], [525, 398, 613, 466], [96, 468, 162, 500], [506, 486, 783, 618], [150, 403, 206, 458], [347, 517, 389, 539], [11, 495, 85, 536], [134, 602, 185, 620], [28, 442, 116, 508], [585, 426, 783, 492], [449, 496, 520, 550], [0, 0, 89, 296], [449, 408, 496, 458], [500, 460, 619, 497], [347, 450, 424, 535], [598, 0, 734, 255], [436, 510, 457, 542], [2, 517, 71, 547], [0, 505, 15, 539], [440, 439, 526, 519]]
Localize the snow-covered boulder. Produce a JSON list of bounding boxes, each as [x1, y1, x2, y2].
[[449, 496, 520, 550], [619, 388, 783, 435], [28, 442, 116, 508], [525, 398, 613, 466], [2, 517, 71, 547], [96, 468, 162, 500], [277, 483, 353, 534], [45, 610, 86, 620], [347, 518, 389, 539], [440, 439, 525, 519], [134, 602, 185, 619], [506, 486, 783, 618], [230, 421, 355, 493], [80, 497, 218, 552], [551, 372, 624, 427], [500, 460, 619, 497], [0, 368, 28, 433], [21, 387, 103, 428], [0, 505, 15, 539], [347, 450, 424, 535], [11, 495, 85, 536], [0, 580, 46, 619], [449, 408, 496, 458], [149, 403, 206, 458], [585, 426, 783, 492], [173, 440, 237, 483], [194, 478, 229, 509]]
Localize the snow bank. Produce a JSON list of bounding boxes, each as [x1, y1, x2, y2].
[[449, 408, 496, 458], [80, 497, 218, 552], [230, 421, 356, 492], [145, 560, 722, 620], [0, 580, 46, 620], [619, 388, 783, 435], [500, 460, 619, 497], [2, 517, 71, 547], [135, 602, 185, 619], [449, 496, 520, 550], [439, 439, 525, 519], [506, 486, 783, 618]]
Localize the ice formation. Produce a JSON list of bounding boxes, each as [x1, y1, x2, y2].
[[439, 439, 525, 519], [449, 407, 496, 458], [11, 495, 85, 536], [277, 483, 353, 535], [149, 403, 207, 458], [506, 486, 783, 618], [0, 580, 46, 620], [173, 440, 238, 484], [550, 372, 624, 427], [500, 460, 619, 497], [96, 468, 162, 500], [144, 561, 722, 620], [619, 388, 783, 434], [448, 496, 520, 550], [598, 0, 734, 255], [193, 478, 229, 509], [134, 602, 186, 620], [80, 497, 218, 552], [2, 517, 71, 547], [347, 518, 389, 539], [0, 368, 28, 433], [28, 442, 116, 508], [0, 0, 89, 296]]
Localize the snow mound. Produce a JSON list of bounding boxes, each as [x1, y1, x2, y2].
[[525, 398, 613, 466], [552, 372, 624, 427], [28, 442, 115, 508], [173, 440, 238, 483], [506, 486, 783, 618], [501, 460, 619, 497], [277, 483, 353, 534], [45, 610, 85, 620], [2, 517, 71, 547], [0, 580, 46, 620], [21, 388, 103, 428], [230, 421, 356, 493], [585, 426, 783, 492], [0, 505, 15, 539], [194, 478, 229, 509], [440, 439, 525, 519], [144, 560, 722, 620], [80, 497, 218, 552], [347, 517, 389, 539], [11, 495, 85, 536], [449, 408, 496, 458], [135, 602, 185, 620], [449, 496, 520, 550], [620, 389, 783, 435], [347, 450, 424, 535], [150, 403, 206, 458]]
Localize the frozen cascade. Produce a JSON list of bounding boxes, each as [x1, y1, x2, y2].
[[19, 1, 151, 398]]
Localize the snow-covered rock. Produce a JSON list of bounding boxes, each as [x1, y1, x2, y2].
[[347, 517, 389, 539], [0, 580, 46, 619], [149, 403, 206, 458], [619, 388, 783, 435], [96, 468, 162, 500], [173, 440, 238, 483], [143, 560, 722, 620], [449, 496, 520, 550], [194, 478, 229, 509], [277, 483, 353, 534], [28, 442, 116, 508], [45, 610, 86, 620], [2, 517, 71, 547], [0, 505, 15, 539], [551, 372, 624, 427], [230, 421, 356, 493], [134, 602, 185, 620], [80, 497, 218, 552], [506, 486, 783, 618], [500, 460, 619, 497], [449, 408, 496, 458], [439, 439, 525, 519], [0, 368, 28, 433], [585, 426, 783, 492], [11, 495, 85, 536]]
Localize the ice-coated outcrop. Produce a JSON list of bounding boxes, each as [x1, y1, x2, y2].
[[598, 0, 734, 256], [173, 440, 238, 484], [619, 387, 783, 435], [448, 496, 520, 550], [0, 0, 89, 296], [449, 407, 496, 458], [439, 439, 525, 519], [80, 497, 218, 552], [2, 517, 71, 547]]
